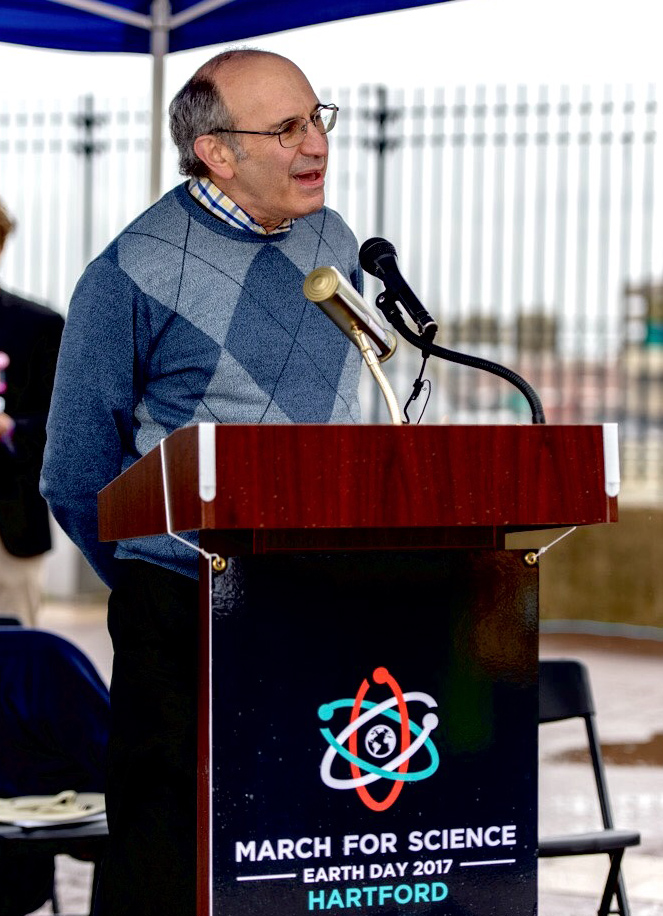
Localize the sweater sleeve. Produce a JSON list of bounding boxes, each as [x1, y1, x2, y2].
[[41, 257, 140, 589]]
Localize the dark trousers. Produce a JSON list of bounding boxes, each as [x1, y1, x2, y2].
[[94, 560, 199, 916]]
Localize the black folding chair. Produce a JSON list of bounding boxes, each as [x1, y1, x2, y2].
[[0, 628, 110, 916], [539, 658, 641, 916]]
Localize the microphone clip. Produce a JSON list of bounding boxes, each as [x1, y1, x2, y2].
[[376, 288, 437, 342], [376, 291, 403, 328]]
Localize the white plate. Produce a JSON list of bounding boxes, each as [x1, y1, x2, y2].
[[0, 791, 105, 825]]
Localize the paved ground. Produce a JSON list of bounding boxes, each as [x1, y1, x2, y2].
[[23, 603, 663, 915]]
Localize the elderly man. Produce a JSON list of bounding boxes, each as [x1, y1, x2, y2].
[[41, 50, 362, 915]]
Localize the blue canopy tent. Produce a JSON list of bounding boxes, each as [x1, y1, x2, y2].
[[0, 0, 446, 199]]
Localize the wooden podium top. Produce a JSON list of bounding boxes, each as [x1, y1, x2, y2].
[[98, 424, 617, 553]]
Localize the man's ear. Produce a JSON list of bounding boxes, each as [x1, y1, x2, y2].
[[193, 135, 236, 181]]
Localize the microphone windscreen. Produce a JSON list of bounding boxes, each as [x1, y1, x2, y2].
[[359, 237, 398, 275]]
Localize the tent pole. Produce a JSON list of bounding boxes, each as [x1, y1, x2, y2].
[[150, 0, 171, 203]]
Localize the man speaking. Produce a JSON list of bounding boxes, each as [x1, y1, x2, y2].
[[42, 50, 363, 915]]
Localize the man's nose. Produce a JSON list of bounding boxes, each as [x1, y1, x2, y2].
[[299, 122, 328, 156]]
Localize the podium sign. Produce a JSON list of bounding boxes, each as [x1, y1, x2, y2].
[[206, 551, 538, 916]]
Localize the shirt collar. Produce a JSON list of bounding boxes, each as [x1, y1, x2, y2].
[[187, 178, 293, 235]]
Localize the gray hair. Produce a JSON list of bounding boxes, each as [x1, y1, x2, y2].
[[169, 49, 276, 177], [0, 199, 16, 253]]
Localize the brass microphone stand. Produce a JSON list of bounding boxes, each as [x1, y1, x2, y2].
[[351, 326, 402, 425], [303, 266, 402, 426]]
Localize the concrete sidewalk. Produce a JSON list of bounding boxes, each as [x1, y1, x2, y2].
[[26, 603, 663, 915]]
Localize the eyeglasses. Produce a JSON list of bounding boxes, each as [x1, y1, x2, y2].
[[211, 104, 338, 149]]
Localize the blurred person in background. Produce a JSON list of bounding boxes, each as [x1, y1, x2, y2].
[[0, 199, 64, 625]]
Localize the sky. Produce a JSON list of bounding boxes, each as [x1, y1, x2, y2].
[[0, 0, 661, 105]]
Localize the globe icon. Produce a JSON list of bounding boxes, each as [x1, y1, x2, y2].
[[365, 724, 397, 759]]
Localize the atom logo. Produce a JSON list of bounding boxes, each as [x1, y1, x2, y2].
[[318, 667, 439, 812]]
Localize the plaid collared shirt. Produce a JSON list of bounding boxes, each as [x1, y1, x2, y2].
[[187, 177, 293, 235]]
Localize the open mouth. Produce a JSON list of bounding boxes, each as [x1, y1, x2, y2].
[[292, 169, 324, 186]]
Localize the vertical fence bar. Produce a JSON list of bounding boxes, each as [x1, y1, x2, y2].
[[425, 87, 450, 421], [448, 86, 466, 320], [552, 86, 571, 422], [532, 85, 549, 310], [596, 85, 614, 424], [511, 86, 528, 325], [408, 87, 426, 296], [490, 86, 507, 337], [618, 88, 637, 479], [469, 85, 486, 312], [640, 85, 660, 489], [575, 86, 592, 421], [47, 105, 64, 309], [427, 87, 445, 320], [446, 86, 465, 415]]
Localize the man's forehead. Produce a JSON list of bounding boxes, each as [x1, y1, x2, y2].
[[212, 52, 303, 89], [215, 54, 318, 119]]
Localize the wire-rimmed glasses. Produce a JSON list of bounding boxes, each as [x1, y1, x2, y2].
[[211, 104, 338, 148]]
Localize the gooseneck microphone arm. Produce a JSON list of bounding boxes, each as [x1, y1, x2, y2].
[[360, 237, 546, 423], [376, 289, 547, 424]]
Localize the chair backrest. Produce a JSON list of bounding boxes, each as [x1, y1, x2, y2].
[[0, 628, 110, 797], [539, 657, 615, 829], [539, 658, 596, 723]]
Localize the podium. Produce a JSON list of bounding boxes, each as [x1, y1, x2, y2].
[[98, 423, 617, 916]]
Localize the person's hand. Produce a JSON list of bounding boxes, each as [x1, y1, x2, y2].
[[0, 352, 8, 423], [0, 411, 15, 440]]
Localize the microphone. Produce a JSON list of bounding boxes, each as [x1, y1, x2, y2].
[[359, 237, 438, 341], [303, 266, 396, 361]]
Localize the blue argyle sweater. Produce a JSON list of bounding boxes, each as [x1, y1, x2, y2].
[[41, 184, 363, 587]]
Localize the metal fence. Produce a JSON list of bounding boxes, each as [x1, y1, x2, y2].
[[1, 83, 661, 502]]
